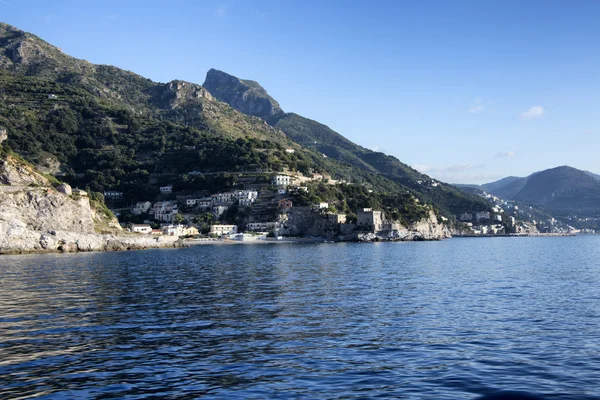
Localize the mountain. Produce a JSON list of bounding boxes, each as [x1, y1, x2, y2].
[[512, 166, 600, 211], [203, 68, 284, 122], [584, 170, 600, 181], [478, 166, 600, 214], [482, 176, 529, 199], [203, 69, 487, 215], [0, 22, 489, 221]]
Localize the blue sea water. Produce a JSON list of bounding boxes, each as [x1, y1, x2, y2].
[[1, 236, 600, 399]]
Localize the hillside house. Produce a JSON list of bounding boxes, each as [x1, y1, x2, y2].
[[278, 199, 293, 210], [272, 174, 291, 187], [476, 211, 491, 220], [210, 225, 238, 236], [212, 205, 229, 218], [160, 185, 173, 193], [153, 201, 178, 222], [246, 222, 277, 231], [132, 201, 152, 215], [131, 224, 152, 234], [459, 213, 473, 221], [103, 191, 123, 199]]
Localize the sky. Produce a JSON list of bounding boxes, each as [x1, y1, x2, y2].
[[2, 0, 600, 184]]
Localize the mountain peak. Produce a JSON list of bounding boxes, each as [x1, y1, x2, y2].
[[203, 68, 283, 121]]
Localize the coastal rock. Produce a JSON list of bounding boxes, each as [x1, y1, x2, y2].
[[0, 227, 183, 255], [0, 153, 177, 255], [0, 155, 49, 186], [0, 187, 95, 234]]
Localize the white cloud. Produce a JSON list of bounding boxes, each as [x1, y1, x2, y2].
[[495, 151, 516, 158], [521, 106, 544, 120], [215, 7, 226, 17]]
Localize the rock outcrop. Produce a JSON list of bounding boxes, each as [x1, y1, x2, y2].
[[203, 68, 284, 121], [279, 208, 450, 241], [0, 153, 182, 255]]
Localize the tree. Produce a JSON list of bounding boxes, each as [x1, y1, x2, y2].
[[173, 214, 185, 224]]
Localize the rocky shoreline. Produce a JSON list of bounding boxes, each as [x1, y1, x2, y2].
[[0, 225, 185, 255]]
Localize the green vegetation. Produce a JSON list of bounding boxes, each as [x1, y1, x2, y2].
[[290, 181, 430, 226], [0, 22, 490, 224]]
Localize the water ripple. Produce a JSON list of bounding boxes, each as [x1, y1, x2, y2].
[[1, 238, 600, 398]]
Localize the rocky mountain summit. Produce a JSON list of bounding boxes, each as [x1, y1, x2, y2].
[[203, 68, 284, 121]]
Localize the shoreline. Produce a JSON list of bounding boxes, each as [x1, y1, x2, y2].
[[0, 232, 588, 256], [452, 233, 576, 238]]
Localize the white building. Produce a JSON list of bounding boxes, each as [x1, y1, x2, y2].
[[210, 225, 238, 236], [246, 222, 277, 231], [476, 211, 491, 220], [239, 198, 255, 207], [153, 201, 179, 222], [315, 202, 329, 209], [212, 192, 237, 204], [103, 191, 123, 199], [197, 198, 214, 209], [290, 186, 308, 193], [186, 198, 206, 207], [132, 201, 152, 215], [159, 185, 173, 193], [285, 148, 295, 154], [131, 224, 152, 234], [235, 190, 258, 201], [272, 175, 291, 187], [212, 205, 229, 218], [459, 213, 473, 221]]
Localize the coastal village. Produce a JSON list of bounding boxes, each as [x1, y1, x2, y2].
[[455, 191, 586, 236], [95, 169, 448, 242], [88, 166, 580, 242]]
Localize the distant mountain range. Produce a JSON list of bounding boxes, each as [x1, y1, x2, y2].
[[467, 166, 600, 214]]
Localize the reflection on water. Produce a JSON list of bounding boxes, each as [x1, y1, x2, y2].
[[1, 238, 600, 399]]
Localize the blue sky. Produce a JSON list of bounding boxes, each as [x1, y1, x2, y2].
[[2, 0, 600, 183]]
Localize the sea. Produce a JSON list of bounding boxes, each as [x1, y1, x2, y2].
[[1, 236, 600, 399]]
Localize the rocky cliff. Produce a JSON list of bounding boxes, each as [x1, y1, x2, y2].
[[0, 149, 182, 255], [279, 208, 450, 241], [203, 68, 284, 121]]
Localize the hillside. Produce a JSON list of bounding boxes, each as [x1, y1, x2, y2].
[[483, 176, 529, 199], [203, 69, 488, 215], [513, 166, 600, 211], [474, 166, 600, 215], [0, 22, 489, 220]]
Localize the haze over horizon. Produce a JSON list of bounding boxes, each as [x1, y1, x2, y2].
[[2, 0, 599, 184]]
